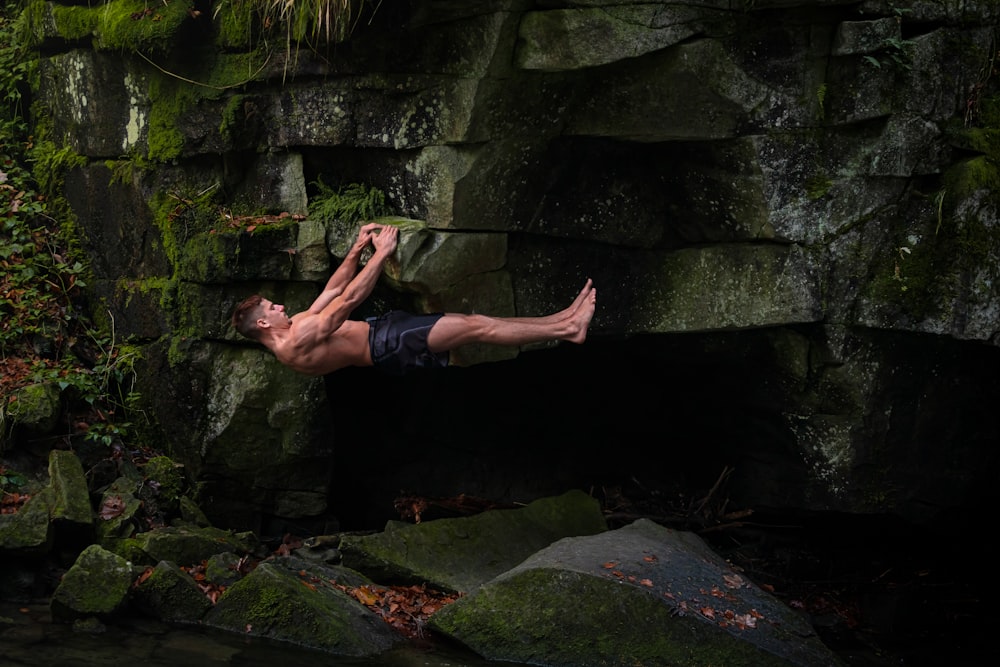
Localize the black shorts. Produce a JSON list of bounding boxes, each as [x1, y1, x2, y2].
[[366, 311, 449, 376]]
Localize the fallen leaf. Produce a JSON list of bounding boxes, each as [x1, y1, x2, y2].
[[133, 567, 154, 588], [353, 586, 378, 606], [99, 495, 125, 520]]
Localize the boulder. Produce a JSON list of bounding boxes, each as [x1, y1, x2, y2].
[[6, 383, 61, 436], [203, 556, 403, 656], [48, 450, 92, 528], [338, 489, 607, 593], [1, 450, 91, 556], [50, 545, 133, 621], [430, 518, 843, 667], [116, 524, 260, 567], [0, 487, 54, 555], [130, 560, 213, 623], [94, 477, 143, 542]]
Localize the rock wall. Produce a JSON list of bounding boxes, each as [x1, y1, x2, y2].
[[22, 0, 1000, 530]]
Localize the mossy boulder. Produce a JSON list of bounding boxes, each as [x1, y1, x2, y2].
[[203, 551, 243, 587], [142, 455, 186, 512], [47, 449, 92, 528], [50, 544, 134, 621], [7, 383, 61, 434], [94, 477, 143, 542], [430, 519, 843, 667], [338, 489, 607, 593], [130, 560, 213, 623], [119, 524, 261, 567], [0, 486, 54, 554], [203, 556, 403, 656]]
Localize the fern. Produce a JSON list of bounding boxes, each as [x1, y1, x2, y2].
[[309, 178, 390, 223]]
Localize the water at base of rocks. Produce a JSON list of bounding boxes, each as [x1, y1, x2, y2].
[[0, 602, 515, 667]]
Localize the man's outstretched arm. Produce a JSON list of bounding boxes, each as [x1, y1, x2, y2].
[[312, 225, 399, 336], [307, 223, 381, 315]]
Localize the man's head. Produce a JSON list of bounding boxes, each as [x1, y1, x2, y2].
[[232, 294, 266, 340], [232, 295, 294, 341]]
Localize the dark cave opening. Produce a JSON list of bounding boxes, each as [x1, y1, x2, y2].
[[323, 328, 998, 665]]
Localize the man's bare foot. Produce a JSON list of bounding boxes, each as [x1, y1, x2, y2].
[[557, 279, 594, 320], [564, 287, 596, 344], [513, 279, 594, 325]]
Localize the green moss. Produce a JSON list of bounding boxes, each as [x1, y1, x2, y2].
[[51, 544, 134, 619], [149, 188, 222, 267], [104, 535, 149, 563], [133, 561, 213, 621], [804, 172, 832, 200], [944, 155, 1000, 200], [432, 570, 792, 666], [29, 139, 87, 195], [24, 0, 194, 53], [207, 561, 398, 654], [146, 74, 192, 162], [143, 455, 185, 505], [213, 0, 259, 51], [23, 124, 87, 233], [23, 1, 96, 45], [92, 0, 192, 53], [105, 159, 138, 186], [7, 383, 60, 429], [868, 161, 1000, 319], [219, 93, 245, 142]]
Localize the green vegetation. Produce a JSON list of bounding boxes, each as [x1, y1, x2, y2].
[[815, 82, 827, 121], [22, 0, 193, 53], [238, 0, 364, 46], [212, 0, 372, 79], [309, 179, 390, 223], [804, 171, 832, 200], [862, 7, 916, 71], [1, 1, 139, 449], [0, 463, 24, 491], [869, 150, 1000, 318]]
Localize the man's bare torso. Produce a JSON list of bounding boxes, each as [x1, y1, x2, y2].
[[271, 317, 373, 376]]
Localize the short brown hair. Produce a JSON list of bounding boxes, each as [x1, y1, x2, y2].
[[232, 294, 265, 340]]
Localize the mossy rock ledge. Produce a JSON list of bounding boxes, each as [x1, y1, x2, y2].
[[429, 519, 844, 667]]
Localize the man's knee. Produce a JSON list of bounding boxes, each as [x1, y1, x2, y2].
[[464, 313, 496, 338], [436, 313, 494, 346]]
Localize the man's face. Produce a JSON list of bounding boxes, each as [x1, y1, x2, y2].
[[257, 298, 292, 329]]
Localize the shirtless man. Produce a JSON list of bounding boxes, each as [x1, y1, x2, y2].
[[231, 223, 597, 376]]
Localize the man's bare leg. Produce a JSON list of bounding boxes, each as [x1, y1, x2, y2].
[[503, 279, 593, 325], [427, 282, 596, 352]]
